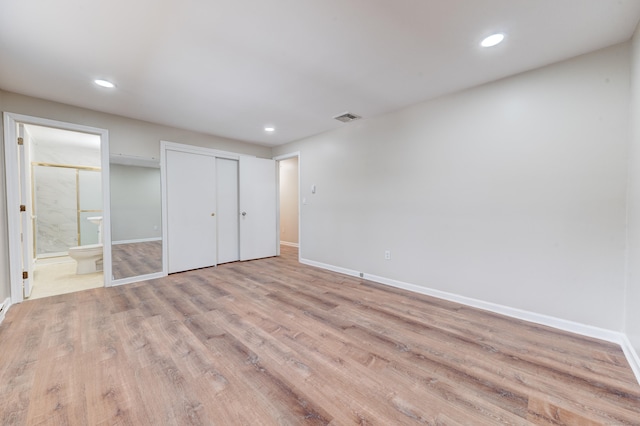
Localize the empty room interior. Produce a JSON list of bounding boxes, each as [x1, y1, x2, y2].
[[3, 1, 640, 424]]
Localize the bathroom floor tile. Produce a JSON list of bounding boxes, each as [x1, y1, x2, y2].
[[29, 256, 103, 300]]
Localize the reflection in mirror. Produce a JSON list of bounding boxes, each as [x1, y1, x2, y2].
[[109, 155, 162, 281]]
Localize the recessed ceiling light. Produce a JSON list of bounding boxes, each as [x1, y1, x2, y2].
[[94, 79, 115, 88], [481, 33, 505, 48], [264, 127, 275, 132]]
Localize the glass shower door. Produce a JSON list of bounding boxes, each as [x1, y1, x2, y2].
[[78, 169, 102, 246]]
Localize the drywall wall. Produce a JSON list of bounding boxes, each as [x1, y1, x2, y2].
[[626, 26, 640, 355], [1, 90, 272, 159], [274, 43, 631, 331], [0, 90, 272, 301], [279, 157, 299, 244]]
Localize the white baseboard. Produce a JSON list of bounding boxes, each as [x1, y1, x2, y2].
[[621, 334, 640, 386], [112, 237, 162, 245], [299, 257, 638, 383], [280, 241, 299, 248], [300, 258, 361, 278], [0, 297, 11, 326], [110, 271, 166, 287], [366, 271, 623, 344]]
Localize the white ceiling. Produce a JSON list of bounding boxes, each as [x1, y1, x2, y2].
[[2, 1, 640, 147]]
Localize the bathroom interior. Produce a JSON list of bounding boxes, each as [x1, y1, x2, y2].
[[24, 124, 162, 299]]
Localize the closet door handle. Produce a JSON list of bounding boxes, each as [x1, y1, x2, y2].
[[241, 211, 247, 216]]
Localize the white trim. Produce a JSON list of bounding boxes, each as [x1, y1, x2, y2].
[[112, 237, 162, 245], [3, 113, 112, 303], [0, 297, 11, 326], [299, 257, 640, 384], [161, 140, 247, 160], [300, 258, 362, 279], [160, 142, 170, 278], [280, 241, 299, 248], [4, 113, 22, 304], [363, 271, 622, 344], [273, 152, 301, 161], [109, 154, 159, 168], [111, 271, 165, 287], [621, 335, 640, 385]]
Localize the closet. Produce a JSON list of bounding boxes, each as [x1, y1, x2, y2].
[[163, 142, 277, 274]]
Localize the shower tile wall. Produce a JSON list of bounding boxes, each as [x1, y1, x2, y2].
[[32, 139, 101, 256], [34, 167, 78, 254]]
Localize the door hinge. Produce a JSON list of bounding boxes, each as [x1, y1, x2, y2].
[[17, 137, 24, 145], [22, 271, 28, 280], [20, 204, 26, 212]]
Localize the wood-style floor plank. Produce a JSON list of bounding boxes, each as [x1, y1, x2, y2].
[[112, 241, 162, 280], [1, 246, 639, 425]]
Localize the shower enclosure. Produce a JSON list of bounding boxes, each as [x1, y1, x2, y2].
[[33, 164, 102, 258]]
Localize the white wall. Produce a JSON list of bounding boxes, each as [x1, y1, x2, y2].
[[0, 90, 272, 301], [274, 43, 631, 331], [1, 91, 271, 160], [625, 26, 640, 355], [279, 157, 299, 244]]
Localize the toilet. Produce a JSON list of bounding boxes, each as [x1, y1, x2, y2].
[[68, 216, 104, 275], [68, 244, 104, 274]]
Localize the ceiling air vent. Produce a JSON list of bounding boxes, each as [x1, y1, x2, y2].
[[333, 112, 362, 123]]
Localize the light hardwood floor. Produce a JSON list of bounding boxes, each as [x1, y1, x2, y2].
[[1, 246, 639, 425], [112, 240, 163, 280]]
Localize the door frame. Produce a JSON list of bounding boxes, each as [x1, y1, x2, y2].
[[273, 152, 301, 260], [3, 112, 112, 304], [160, 141, 245, 275]]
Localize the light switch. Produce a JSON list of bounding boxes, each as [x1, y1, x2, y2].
[[311, 184, 316, 194]]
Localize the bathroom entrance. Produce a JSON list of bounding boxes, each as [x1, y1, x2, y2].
[[3, 112, 111, 304], [25, 124, 104, 299]]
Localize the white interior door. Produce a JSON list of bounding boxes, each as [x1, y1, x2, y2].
[[18, 124, 34, 298], [166, 150, 217, 273], [216, 158, 239, 264], [239, 156, 277, 261]]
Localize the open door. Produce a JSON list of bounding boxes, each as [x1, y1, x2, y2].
[[239, 156, 277, 261], [18, 124, 34, 298]]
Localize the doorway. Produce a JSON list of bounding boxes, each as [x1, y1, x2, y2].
[[3, 113, 111, 304], [28, 125, 103, 299], [275, 152, 300, 258]]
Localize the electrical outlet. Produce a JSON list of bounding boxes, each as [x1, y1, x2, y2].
[[384, 250, 391, 260]]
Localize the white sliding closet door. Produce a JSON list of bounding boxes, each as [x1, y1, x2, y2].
[[166, 150, 217, 273], [239, 156, 277, 261], [216, 158, 239, 264]]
